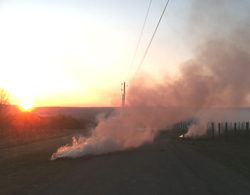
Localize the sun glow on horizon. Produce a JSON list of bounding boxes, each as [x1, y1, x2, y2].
[[0, 0, 186, 107], [21, 98, 33, 110]]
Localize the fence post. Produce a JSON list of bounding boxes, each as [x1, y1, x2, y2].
[[212, 122, 214, 139], [221, 123, 223, 136], [234, 122, 237, 142], [225, 122, 228, 141], [246, 122, 249, 143], [218, 123, 221, 139], [207, 123, 209, 137]]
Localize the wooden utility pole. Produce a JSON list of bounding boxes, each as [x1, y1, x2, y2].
[[121, 82, 126, 107]]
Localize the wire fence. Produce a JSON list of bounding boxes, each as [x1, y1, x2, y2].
[[173, 122, 250, 143]]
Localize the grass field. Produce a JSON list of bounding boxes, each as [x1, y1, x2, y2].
[[163, 130, 250, 180], [0, 129, 90, 195]]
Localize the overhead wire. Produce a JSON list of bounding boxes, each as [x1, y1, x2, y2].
[[125, 0, 152, 82], [129, 0, 170, 86]]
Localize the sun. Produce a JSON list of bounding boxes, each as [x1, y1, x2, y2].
[[21, 98, 33, 110]]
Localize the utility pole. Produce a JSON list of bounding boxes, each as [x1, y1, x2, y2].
[[121, 82, 126, 107]]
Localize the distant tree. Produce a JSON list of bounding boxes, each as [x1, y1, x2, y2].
[[0, 89, 10, 137]]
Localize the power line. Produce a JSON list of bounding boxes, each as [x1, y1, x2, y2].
[[125, 0, 152, 82], [129, 0, 170, 86]]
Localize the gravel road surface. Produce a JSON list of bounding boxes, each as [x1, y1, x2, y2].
[[39, 136, 250, 195]]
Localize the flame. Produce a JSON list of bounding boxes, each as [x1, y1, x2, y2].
[[179, 134, 184, 138], [50, 134, 126, 160], [51, 144, 69, 160], [50, 136, 97, 160]]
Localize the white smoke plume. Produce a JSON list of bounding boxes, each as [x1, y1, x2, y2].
[[184, 120, 208, 138], [51, 0, 250, 159], [51, 108, 159, 160]]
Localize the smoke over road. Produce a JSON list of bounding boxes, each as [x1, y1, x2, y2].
[[51, 108, 158, 160], [51, 0, 250, 159]]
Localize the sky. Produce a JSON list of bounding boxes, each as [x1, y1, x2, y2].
[[0, 0, 249, 107]]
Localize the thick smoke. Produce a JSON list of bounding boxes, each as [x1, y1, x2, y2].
[[127, 0, 250, 137], [129, 39, 250, 108], [51, 1, 250, 159], [183, 0, 250, 135], [51, 108, 159, 160]]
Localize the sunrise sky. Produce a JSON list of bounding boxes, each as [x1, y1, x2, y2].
[[0, 0, 248, 107]]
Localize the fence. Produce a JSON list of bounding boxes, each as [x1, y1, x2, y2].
[[173, 122, 250, 143]]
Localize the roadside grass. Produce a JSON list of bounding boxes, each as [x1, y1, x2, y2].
[[0, 129, 90, 195], [163, 130, 250, 180], [0, 129, 89, 149]]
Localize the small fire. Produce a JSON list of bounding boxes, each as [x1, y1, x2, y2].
[[179, 134, 184, 138], [51, 144, 69, 160], [51, 137, 85, 160], [50, 136, 107, 160]]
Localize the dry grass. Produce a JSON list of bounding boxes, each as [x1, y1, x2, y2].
[[0, 129, 89, 195], [0, 129, 89, 149]]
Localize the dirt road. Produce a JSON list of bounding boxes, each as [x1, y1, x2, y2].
[[39, 136, 250, 195]]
